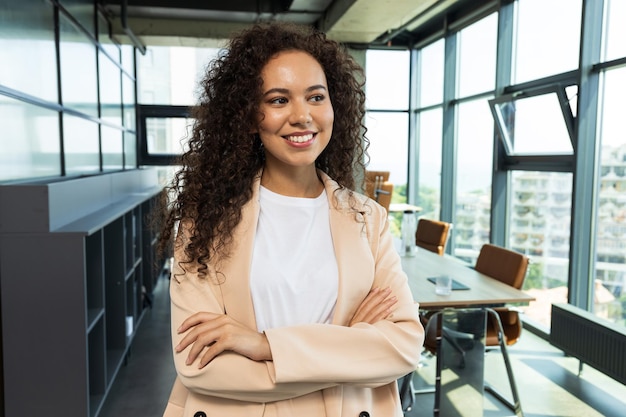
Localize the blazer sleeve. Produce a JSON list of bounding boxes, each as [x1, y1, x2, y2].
[[264, 201, 425, 386], [170, 233, 337, 403]]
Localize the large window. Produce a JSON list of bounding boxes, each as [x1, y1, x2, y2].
[[407, 1, 624, 332], [454, 99, 494, 261], [451, 14, 498, 261], [137, 46, 220, 106], [136, 46, 219, 165], [416, 109, 442, 220], [0, 1, 138, 182], [511, 171, 572, 327], [594, 66, 626, 324], [364, 49, 410, 187], [364, 112, 409, 186], [414, 40, 445, 217], [514, 0, 582, 84]]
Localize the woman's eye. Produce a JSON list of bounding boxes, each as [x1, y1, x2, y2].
[[310, 94, 325, 102], [269, 97, 287, 105]]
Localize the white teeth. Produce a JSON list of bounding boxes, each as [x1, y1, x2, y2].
[[285, 133, 314, 143]]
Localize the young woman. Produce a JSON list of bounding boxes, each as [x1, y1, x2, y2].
[[159, 21, 424, 417]]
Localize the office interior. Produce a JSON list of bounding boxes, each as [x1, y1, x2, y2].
[[1, 0, 625, 416]]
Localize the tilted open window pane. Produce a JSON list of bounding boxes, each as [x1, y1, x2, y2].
[[489, 86, 575, 156]]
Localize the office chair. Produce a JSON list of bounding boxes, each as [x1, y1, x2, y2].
[[417, 244, 529, 416], [415, 218, 452, 256], [399, 308, 485, 415], [475, 244, 529, 346], [475, 243, 529, 416], [364, 170, 393, 211]]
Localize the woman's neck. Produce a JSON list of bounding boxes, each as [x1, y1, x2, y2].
[[260, 165, 323, 198]]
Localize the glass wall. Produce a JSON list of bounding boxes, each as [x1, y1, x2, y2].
[[363, 49, 410, 236], [136, 45, 218, 167], [593, 5, 626, 324], [0, 0, 137, 183], [454, 99, 494, 260], [514, 0, 582, 84], [414, 40, 444, 220], [405, 0, 624, 330], [364, 49, 410, 188]]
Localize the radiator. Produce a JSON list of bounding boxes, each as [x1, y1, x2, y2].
[[550, 303, 626, 385]]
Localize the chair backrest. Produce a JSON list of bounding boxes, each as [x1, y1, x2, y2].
[[364, 171, 390, 198], [365, 170, 390, 183], [375, 182, 393, 212], [415, 218, 451, 256], [364, 170, 393, 211], [474, 244, 529, 289]]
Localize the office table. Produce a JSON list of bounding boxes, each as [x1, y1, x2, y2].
[[400, 249, 534, 417], [401, 249, 535, 309], [389, 203, 423, 213]]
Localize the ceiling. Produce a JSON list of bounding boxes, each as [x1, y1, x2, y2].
[[101, 0, 485, 49]]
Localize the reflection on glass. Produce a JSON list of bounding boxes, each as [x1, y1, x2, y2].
[[137, 46, 221, 105], [595, 66, 626, 325], [121, 44, 135, 76], [0, 96, 61, 181], [493, 93, 573, 155], [146, 117, 193, 155], [417, 108, 443, 220], [60, 0, 95, 35], [122, 73, 136, 130], [454, 99, 494, 262], [364, 112, 408, 186], [509, 171, 572, 328], [0, 0, 57, 101], [59, 12, 98, 117], [97, 11, 119, 63], [125, 131, 137, 169], [604, 0, 626, 62], [63, 114, 100, 175], [515, 0, 582, 83], [102, 125, 123, 171], [457, 13, 497, 98], [99, 51, 122, 127], [365, 50, 409, 110], [419, 39, 444, 107]]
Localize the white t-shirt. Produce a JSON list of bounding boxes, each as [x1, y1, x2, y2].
[[250, 186, 338, 333]]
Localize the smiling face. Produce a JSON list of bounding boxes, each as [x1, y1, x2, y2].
[[256, 50, 334, 173]]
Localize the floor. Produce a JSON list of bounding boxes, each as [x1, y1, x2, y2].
[[98, 276, 626, 417]]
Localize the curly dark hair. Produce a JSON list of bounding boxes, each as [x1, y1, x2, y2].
[[158, 21, 369, 277]]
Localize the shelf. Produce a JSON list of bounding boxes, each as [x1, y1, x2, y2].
[[0, 170, 167, 417]]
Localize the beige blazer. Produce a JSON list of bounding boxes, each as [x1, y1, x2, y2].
[[164, 172, 424, 417]]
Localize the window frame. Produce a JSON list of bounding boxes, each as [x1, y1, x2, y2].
[[137, 104, 192, 166]]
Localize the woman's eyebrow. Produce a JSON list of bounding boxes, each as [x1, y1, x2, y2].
[[262, 84, 328, 97]]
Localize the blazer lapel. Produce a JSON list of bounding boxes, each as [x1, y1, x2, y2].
[[216, 177, 261, 330], [321, 173, 375, 326]]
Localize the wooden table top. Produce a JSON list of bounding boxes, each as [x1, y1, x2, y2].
[[401, 249, 535, 309]]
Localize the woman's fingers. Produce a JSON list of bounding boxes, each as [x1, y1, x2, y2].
[[177, 311, 218, 333], [350, 287, 398, 326], [175, 313, 272, 368]]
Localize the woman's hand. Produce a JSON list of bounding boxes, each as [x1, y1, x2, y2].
[[175, 312, 272, 368], [349, 287, 398, 326]]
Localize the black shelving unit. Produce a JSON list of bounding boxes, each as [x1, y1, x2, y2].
[[0, 169, 166, 417]]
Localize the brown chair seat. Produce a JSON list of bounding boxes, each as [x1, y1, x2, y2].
[[415, 218, 451, 256], [486, 306, 522, 346]]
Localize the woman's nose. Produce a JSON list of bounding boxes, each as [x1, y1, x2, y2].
[[290, 101, 312, 125]]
